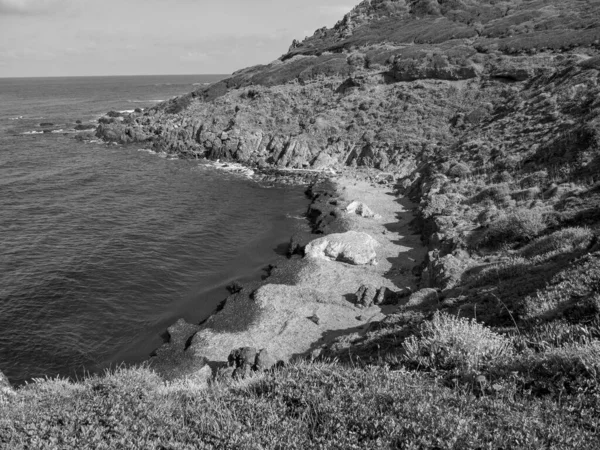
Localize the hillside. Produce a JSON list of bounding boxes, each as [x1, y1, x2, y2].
[[2, 0, 600, 448], [95, 0, 600, 331]]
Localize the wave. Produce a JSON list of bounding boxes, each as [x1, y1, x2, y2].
[[118, 110, 135, 114], [9, 116, 24, 120], [22, 130, 43, 135], [286, 214, 306, 220], [202, 161, 255, 179], [192, 82, 211, 86]]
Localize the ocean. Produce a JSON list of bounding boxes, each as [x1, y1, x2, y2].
[[0, 75, 310, 385]]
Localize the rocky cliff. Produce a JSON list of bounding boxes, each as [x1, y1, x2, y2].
[[97, 0, 600, 326]]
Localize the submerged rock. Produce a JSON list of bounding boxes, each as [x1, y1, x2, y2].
[[304, 231, 379, 265]]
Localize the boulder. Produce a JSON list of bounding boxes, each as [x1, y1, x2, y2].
[[304, 231, 380, 265], [355, 284, 378, 307], [254, 349, 277, 371], [345, 201, 381, 219]]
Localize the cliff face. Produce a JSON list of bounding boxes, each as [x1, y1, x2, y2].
[[97, 0, 600, 324]]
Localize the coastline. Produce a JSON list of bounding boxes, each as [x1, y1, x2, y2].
[[148, 167, 426, 383]]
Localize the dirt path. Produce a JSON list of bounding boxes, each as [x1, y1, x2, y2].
[[338, 177, 426, 292]]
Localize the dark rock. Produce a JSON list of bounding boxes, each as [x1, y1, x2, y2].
[[228, 347, 257, 369], [39, 122, 54, 127], [355, 284, 378, 308], [74, 124, 96, 131], [75, 120, 82, 124], [226, 281, 243, 294], [308, 314, 320, 325], [106, 111, 123, 118]]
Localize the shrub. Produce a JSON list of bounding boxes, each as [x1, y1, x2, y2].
[[448, 162, 471, 178], [506, 341, 600, 392], [469, 183, 510, 205], [402, 312, 513, 372], [482, 208, 546, 247], [519, 227, 593, 258]]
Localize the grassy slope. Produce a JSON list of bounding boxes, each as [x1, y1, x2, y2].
[[1, 362, 598, 449], [3, 0, 600, 448]]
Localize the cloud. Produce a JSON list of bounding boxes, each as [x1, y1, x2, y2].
[[0, 0, 68, 15]]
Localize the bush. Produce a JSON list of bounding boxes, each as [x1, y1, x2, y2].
[[448, 162, 471, 178], [519, 227, 593, 258], [505, 341, 600, 393], [469, 183, 510, 205], [482, 208, 546, 247], [402, 312, 513, 372]]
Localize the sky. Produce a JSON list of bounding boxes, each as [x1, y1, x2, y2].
[[0, 0, 356, 77]]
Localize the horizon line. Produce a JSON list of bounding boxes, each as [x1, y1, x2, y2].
[[0, 73, 232, 80]]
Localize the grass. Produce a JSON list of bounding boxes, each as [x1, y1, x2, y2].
[[2, 358, 600, 449], [401, 312, 513, 372]]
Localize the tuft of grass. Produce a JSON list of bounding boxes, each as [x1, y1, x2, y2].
[[402, 312, 513, 373]]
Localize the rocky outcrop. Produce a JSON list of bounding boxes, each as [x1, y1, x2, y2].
[[304, 231, 380, 265], [150, 319, 208, 383]]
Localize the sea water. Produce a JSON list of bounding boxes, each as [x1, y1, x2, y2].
[[0, 75, 310, 384]]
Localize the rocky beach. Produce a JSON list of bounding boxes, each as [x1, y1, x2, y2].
[[2, 0, 600, 447]]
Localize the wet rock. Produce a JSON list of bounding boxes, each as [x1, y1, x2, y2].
[[304, 231, 379, 265], [40, 122, 54, 127]]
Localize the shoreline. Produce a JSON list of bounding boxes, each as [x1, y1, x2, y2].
[[148, 167, 427, 382]]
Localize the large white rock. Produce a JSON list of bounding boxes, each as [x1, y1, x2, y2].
[[304, 231, 380, 265], [345, 200, 381, 219]]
